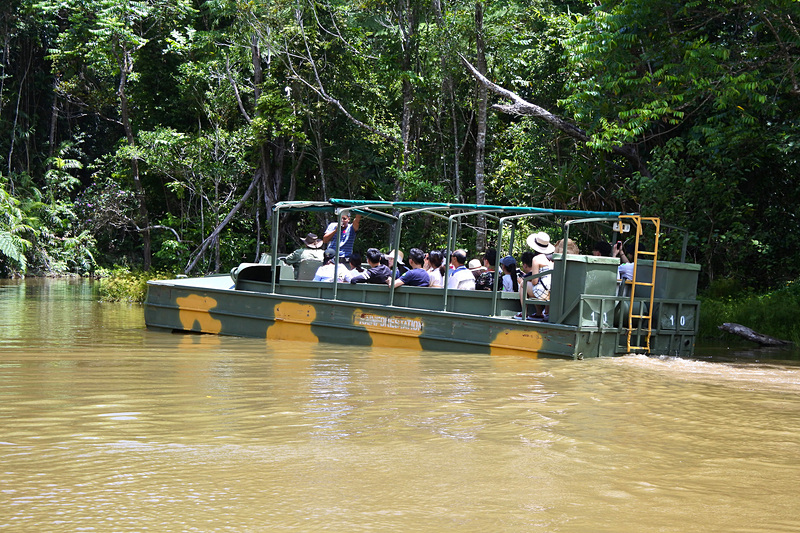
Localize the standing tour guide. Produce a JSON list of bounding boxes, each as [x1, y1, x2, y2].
[[323, 211, 362, 261]]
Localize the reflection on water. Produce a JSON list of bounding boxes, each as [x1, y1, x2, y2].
[[2, 279, 800, 532], [694, 342, 800, 365]]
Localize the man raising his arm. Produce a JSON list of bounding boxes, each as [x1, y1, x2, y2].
[[323, 212, 362, 261]]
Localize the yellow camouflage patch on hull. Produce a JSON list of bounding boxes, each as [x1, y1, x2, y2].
[[489, 328, 543, 357], [267, 302, 319, 342], [177, 294, 222, 334]]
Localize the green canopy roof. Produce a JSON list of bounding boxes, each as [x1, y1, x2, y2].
[[273, 199, 626, 219]]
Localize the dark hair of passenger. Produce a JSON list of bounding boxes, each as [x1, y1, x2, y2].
[[427, 250, 446, 276], [365, 247, 383, 264], [593, 241, 613, 257], [521, 251, 535, 268], [502, 258, 519, 292], [483, 248, 497, 267], [408, 248, 425, 267], [322, 250, 336, 265], [349, 252, 363, 272], [451, 249, 467, 265], [623, 242, 636, 257]]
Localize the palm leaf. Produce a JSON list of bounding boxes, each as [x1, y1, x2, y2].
[[0, 231, 28, 271]]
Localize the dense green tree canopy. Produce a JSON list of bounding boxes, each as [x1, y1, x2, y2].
[[0, 0, 797, 291]]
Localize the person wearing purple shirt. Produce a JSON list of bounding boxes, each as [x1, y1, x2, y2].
[[392, 248, 430, 287]]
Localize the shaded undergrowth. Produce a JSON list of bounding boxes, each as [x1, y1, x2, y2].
[[699, 279, 800, 345], [97, 268, 181, 303]]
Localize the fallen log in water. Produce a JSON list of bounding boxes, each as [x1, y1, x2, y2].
[[718, 323, 793, 347]]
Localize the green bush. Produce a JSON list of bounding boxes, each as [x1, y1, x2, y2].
[[97, 268, 179, 303], [699, 280, 800, 345]]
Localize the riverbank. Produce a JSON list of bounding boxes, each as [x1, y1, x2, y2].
[[698, 280, 800, 346], [96, 268, 182, 303]]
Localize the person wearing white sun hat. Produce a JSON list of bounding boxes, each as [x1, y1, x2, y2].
[[521, 231, 555, 319], [526, 231, 555, 255]]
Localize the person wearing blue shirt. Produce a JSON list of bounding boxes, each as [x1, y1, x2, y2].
[[323, 212, 361, 260], [392, 248, 430, 287]]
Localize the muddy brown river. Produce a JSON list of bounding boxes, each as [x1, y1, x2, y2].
[[2, 279, 799, 532]]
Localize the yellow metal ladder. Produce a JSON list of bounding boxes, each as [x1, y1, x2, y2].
[[619, 215, 660, 353]]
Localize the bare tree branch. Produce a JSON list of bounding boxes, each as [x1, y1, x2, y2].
[[134, 224, 183, 242], [309, 0, 379, 60], [459, 53, 649, 176], [184, 172, 261, 274], [224, 50, 252, 124], [286, 9, 402, 145]]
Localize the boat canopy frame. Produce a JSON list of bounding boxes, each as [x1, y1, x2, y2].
[[268, 199, 687, 317]]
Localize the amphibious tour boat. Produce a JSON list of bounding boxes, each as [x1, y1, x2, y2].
[[144, 199, 701, 359]]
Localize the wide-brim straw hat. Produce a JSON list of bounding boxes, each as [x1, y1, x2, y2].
[[303, 232, 323, 249], [527, 232, 555, 254]]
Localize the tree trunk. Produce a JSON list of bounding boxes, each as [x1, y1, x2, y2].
[[7, 47, 31, 179], [718, 323, 793, 347], [48, 77, 58, 160], [474, 2, 488, 252], [288, 142, 306, 202], [252, 34, 262, 103], [310, 114, 328, 200], [118, 46, 151, 270], [433, 0, 464, 202], [397, 0, 416, 202], [254, 184, 263, 262]]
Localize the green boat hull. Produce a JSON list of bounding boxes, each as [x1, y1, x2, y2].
[[145, 201, 701, 360], [144, 263, 698, 359]]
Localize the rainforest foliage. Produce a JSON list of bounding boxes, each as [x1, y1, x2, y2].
[[1, 0, 798, 292]]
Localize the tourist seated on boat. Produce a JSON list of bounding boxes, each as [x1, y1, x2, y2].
[[282, 232, 325, 280], [521, 233, 555, 319], [554, 238, 580, 256], [475, 248, 497, 291], [425, 250, 446, 288], [312, 250, 338, 282], [592, 240, 613, 257], [468, 258, 485, 279], [499, 255, 520, 292], [392, 248, 430, 287], [447, 249, 476, 290], [614, 242, 636, 281], [323, 212, 361, 262], [338, 252, 364, 283], [499, 255, 519, 292], [350, 247, 392, 284], [527, 232, 556, 261], [383, 249, 408, 275]]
